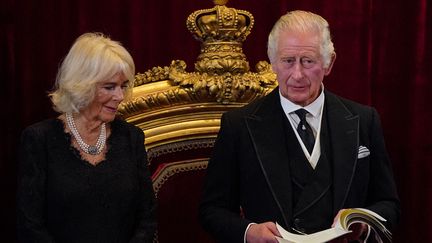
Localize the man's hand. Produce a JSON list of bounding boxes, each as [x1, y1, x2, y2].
[[246, 222, 281, 243]]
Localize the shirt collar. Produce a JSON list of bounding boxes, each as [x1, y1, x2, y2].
[[279, 85, 325, 118]]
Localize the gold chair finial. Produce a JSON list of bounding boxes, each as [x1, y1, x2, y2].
[[186, 0, 254, 74], [213, 0, 228, 6]]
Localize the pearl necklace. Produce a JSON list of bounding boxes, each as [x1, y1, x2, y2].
[[66, 113, 106, 155]]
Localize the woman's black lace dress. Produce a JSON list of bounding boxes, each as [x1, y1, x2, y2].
[[17, 118, 156, 243]]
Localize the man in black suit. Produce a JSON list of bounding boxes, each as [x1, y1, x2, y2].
[[199, 10, 400, 243]]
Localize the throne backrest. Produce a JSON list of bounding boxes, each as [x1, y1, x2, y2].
[[119, 1, 276, 242]]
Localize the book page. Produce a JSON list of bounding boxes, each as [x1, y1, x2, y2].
[[353, 208, 386, 221], [274, 208, 390, 243], [275, 223, 350, 243]]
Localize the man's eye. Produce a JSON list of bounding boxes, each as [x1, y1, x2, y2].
[[302, 58, 315, 68], [282, 58, 295, 67], [104, 86, 115, 90]]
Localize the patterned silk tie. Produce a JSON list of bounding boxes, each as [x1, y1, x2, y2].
[[294, 109, 315, 154]]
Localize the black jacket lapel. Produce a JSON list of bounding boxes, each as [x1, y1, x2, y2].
[[245, 89, 292, 227], [324, 91, 360, 213]]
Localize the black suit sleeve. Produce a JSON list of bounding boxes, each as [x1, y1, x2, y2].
[[364, 108, 400, 229], [199, 113, 252, 243]]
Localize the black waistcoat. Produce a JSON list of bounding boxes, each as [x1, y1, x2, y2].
[[282, 112, 334, 234]]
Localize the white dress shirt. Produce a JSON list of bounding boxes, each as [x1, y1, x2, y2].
[[279, 89, 325, 169]]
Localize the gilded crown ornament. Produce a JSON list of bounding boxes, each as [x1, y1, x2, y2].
[[118, 0, 277, 117], [186, 0, 254, 74]]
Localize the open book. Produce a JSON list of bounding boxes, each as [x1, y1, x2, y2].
[[276, 208, 392, 243]]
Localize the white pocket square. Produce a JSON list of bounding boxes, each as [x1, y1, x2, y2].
[[358, 146, 370, 159]]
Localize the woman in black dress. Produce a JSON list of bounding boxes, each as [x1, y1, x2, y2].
[[17, 32, 156, 243]]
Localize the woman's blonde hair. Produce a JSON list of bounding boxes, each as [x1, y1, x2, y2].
[[49, 32, 135, 114], [267, 10, 335, 68]]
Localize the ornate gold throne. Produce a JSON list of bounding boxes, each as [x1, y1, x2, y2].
[[119, 0, 277, 242]]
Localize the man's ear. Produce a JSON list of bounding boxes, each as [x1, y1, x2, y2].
[[269, 57, 276, 73], [324, 53, 336, 75], [271, 62, 276, 73]]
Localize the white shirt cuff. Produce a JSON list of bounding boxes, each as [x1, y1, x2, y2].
[[244, 223, 256, 243]]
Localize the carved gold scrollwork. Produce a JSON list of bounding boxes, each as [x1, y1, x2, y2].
[[134, 66, 170, 86], [168, 60, 276, 104], [118, 0, 277, 118]]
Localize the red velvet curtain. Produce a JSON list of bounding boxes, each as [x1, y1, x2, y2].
[[1, 0, 431, 242]]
